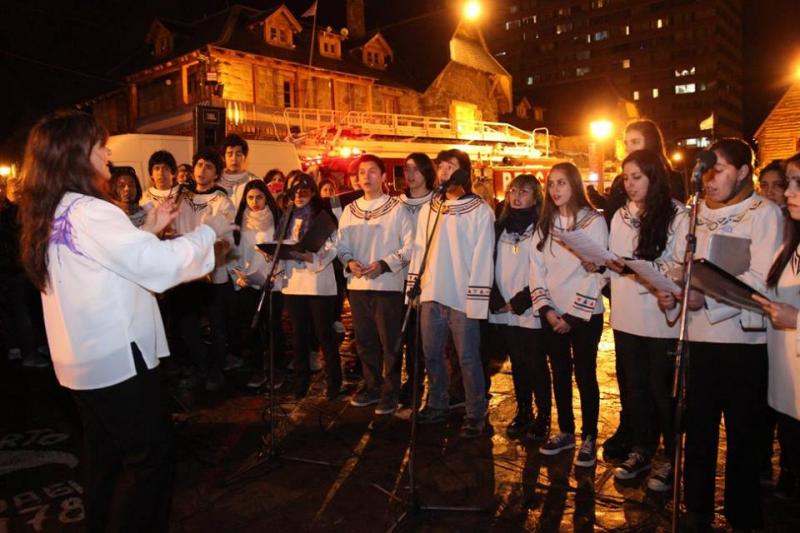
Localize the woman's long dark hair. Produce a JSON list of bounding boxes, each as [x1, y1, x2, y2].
[[536, 162, 594, 251], [19, 110, 109, 290], [233, 179, 280, 245], [622, 149, 677, 260], [109, 167, 143, 204], [405, 152, 435, 192], [767, 152, 800, 288]]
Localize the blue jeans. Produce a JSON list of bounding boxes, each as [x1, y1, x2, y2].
[[420, 302, 487, 419]]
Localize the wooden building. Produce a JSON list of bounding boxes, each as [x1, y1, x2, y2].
[[754, 81, 800, 165], [87, 2, 513, 143]]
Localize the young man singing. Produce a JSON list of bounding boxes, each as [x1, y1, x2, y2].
[[407, 149, 495, 438], [338, 154, 413, 415]]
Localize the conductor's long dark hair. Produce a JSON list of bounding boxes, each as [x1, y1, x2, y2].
[[233, 179, 280, 245], [767, 152, 800, 288], [622, 149, 678, 261], [19, 110, 110, 290]]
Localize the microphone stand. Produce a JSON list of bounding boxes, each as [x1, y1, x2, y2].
[[225, 201, 336, 485], [670, 173, 703, 533], [382, 184, 486, 532]]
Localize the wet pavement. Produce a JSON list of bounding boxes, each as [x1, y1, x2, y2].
[[2, 308, 799, 532]]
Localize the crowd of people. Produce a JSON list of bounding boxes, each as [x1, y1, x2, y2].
[[2, 110, 800, 533]]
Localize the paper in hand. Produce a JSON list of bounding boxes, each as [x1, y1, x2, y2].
[[557, 228, 617, 265], [623, 260, 682, 295]]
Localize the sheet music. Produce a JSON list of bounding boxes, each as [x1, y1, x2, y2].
[[557, 228, 617, 265], [623, 259, 682, 294]]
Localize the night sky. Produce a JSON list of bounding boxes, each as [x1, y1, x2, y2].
[[1, 0, 798, 161]]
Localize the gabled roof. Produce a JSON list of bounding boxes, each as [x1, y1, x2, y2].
[[754, 80, 800, 138]]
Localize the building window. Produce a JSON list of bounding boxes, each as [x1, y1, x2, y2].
[[656, 19, 664, 29], [594, 30, 609, 41], [576, 50, 590, 60], [283, 80, 293, 108], [556, 23, 573, 34], [527, 76, 534, 85], [622, 58, 630, 69], [592, 0, 606, 8], [674, 66, 696, 77], [633, 90, 640, 101], [652, 88, 659, 98], [624, 25, 630, 35], [675, 83, 696, 94], [576, 66, 591, 76]]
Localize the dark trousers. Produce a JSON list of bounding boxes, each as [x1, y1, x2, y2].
[[402, 305, 426, 392], [349, 290, 404, 399], [777, 412, 800, 476], [171, 281, 227, 374], [501, 325, 550, 418], [71, 344, 174, 533], [614, 330, 676, 457], [684, 342, 766, 529], [0, 272, 44, 357], [235, 288, 286, 371], [544, 313, 602, 438], [284, 294, 342, 393]]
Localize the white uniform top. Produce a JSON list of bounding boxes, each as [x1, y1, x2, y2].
[[398, 191, 434, 234], [229, 208, 281, 291], [406, 195, 495, 319], [489, 224, 541, 329], [683, 193, 783, 344], [279, 211, 338, 296], [765, 248, 800, 420], [43, 193, 216, 390], [220, 170, 259, 209], [609, 200, 689, 338], [530, 208, 608, 321], [174, 188, 236, 284], [337, 194, 414, 292], [140, 185, 180, 210]]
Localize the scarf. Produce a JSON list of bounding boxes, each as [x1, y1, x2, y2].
[[284, 203, 314, 241], [705, 180, 754, 209], [505, 206, 536, 234]]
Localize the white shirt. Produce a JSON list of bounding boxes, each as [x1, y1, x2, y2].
[[229, 208, 281, 291], [43, 193, 216, 390], [174, 188, 236, 284], [765, 247, 800, 420], [337, 194, 414, 292], [684, 193, 783, 344], [140, 185, 180, 210], [490, 224, 541, 329], [279, 211, 339, 296], [407, 194, 495, 319], [529, 208, 608, 321], [608, 200, 689, 338]]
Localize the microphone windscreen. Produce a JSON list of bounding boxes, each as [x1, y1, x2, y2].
[[450, 168, 471, 189], [697, 150, 717, 169]]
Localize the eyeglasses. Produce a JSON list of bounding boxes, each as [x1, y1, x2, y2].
[[508, 187, 534, 196]]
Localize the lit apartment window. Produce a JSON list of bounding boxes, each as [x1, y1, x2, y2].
[[652, 88, 659, 98], [527, 76, 534, 85], [657, 19, 664, 29], [594, 30, 609, 41], [625, 25, 630, 35], [586, 34, 591, 43], [675, 83, 697, 94], [674, 66, 696, 77], [623, 58, 630, 69], [592, 0, 606, 8], [576, 66, 591, 76], [633, 90, 640, 101]]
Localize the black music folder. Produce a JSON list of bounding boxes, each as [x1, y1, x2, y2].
[[256, 210, 337, 260], [690, 259, 770, 313]]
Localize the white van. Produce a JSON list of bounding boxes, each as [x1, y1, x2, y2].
[[106, 134, 300, 188]]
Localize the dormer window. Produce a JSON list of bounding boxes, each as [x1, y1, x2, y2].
[[155, 34, 172, 57], [262, 5, 302, 49], [360, 33, 392, 70], [318, 31, 343, 60], [146, 20, 174, 59]]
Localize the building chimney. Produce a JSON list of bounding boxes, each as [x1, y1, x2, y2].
[[346, 0, 365, 38]]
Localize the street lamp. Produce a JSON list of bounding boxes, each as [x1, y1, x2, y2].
[[671, 151, 683, 163], [589, 120, 614, 192], [463, 1, 481, 21]]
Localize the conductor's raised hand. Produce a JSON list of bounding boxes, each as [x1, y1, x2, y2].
[[142, 200, 178, 235]]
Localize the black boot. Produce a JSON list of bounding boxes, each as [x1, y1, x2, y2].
[[506, 409, 532, 439], [602, 426, 632, 461], [526, 413, 550, 441]]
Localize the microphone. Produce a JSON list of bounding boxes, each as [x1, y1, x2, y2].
[[690, 150, 716, 194], [436, 168, 470, 198]]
